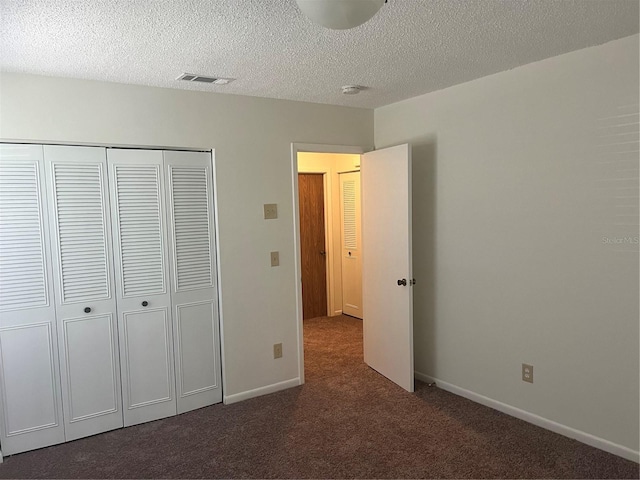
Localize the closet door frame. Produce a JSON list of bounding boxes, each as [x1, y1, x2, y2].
[[0, 141, 226, 453]]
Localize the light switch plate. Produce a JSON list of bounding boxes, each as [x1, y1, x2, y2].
[[270, 251, 279, 267], [264, 203, 278, 219]]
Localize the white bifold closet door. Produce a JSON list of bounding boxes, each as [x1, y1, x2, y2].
[[44, 145, 123, 441], [0, 145, 221, 454], [107, 149, 176, 426], [0, 145, 66, 455], [165, 151, 222, 413]]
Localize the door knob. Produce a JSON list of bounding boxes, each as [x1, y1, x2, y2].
[[319, 250, 326, 256], [397, 279, 407, 286], [142, 301, 149, 307], [84, 307, 91, 313]]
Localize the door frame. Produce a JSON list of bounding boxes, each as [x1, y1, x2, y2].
[[291, 143, 364, 384]]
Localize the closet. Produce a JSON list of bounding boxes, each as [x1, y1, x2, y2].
[[0, 144, 222, 456], [339, 171, 362, 319]]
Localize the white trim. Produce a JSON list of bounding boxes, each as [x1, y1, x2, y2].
[[223, 377, 301, 405], [1, 139, 210, 153], [291, 143, 365, 386], [210, 149, 228, 401], [293, 143, 364, 155], [0, 448, 3, 463], [414, 371, 640, 463], [414, 371, 436, 384]]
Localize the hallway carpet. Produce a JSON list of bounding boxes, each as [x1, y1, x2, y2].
[[0, 315, 637, 478]]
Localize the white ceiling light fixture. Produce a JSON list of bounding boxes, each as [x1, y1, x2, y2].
[[295, 0, 386, 30], [341, 85, 362, 95]]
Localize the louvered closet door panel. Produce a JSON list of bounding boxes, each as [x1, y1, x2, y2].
[[0, 157, 48, 310], [0, 144, 65, 455], [165, 150, 222, 413], [107, 149, 176, 427], [44, 145, 123, 441], [340, 171, 362, 319]]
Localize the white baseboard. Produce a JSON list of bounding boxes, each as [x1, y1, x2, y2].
[[415, 371, 437, 384], [223, 377, 301, 405], [414, 371, 639, 463]]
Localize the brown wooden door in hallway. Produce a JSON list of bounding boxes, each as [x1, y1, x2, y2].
[[298, 173, 327, 319]]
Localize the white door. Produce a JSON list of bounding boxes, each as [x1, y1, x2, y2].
[[165, 150, 222, 414], [107, 149, 176, 427], [44, 145, 123, 441], [0, 144, 66, 455], [361, 144, 414, 392], [340, 171, 362, 319]]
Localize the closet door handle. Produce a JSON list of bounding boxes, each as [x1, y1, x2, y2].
[[84, 307, 92, 313], [142, 301, 149, 307]]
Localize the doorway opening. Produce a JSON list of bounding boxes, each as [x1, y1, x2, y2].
[[293, 145, 364, 384], [292, 142, 415, 393]]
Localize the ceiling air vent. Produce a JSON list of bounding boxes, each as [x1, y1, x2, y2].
[[176, 73, 234, 85]]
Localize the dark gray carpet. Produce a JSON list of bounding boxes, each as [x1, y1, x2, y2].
[[0, 315, 637, 478]]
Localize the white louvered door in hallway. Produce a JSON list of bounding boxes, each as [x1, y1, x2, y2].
[[165, 151, 222, 413], [107, 149, 176, 426], [44, 145, 123, 441], [0, 145, 66, 455], [340, 171, 362, 319]]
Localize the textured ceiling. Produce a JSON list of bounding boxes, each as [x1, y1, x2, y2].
[[1, 0, 638, 109]]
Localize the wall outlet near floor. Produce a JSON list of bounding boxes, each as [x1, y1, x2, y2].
[[522, 363, 533, 383], [270, 251, 280, 267], [273, 343, 283, 359], [264, 203, 278, 219]]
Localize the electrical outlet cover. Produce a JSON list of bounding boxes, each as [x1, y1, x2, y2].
[[270, 251, 279, 267], [274, 343, 283, 359], [264, 203, 278, 219], [522, 363, 533, 383]]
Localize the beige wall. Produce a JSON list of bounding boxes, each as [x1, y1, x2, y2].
[[0, 73, 373, 398], [297, 152, 360, 316], [375, 34, 640, 453]]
